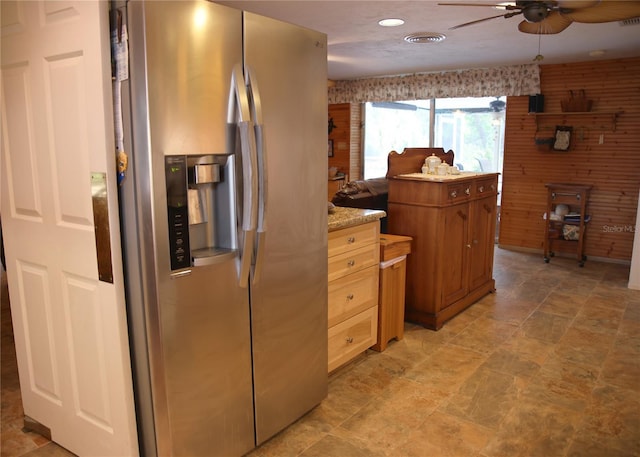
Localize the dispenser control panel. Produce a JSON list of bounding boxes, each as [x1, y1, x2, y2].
[[165, 156, 191, 270]]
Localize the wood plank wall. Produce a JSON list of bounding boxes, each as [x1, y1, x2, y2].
[[328, 103, 351, 176], [349, 104, 362, 181], [328, 103, 362, 181], [499, 57, 640, 262]]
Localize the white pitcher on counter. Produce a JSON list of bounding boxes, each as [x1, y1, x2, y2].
[[423, 153, 442, 174]]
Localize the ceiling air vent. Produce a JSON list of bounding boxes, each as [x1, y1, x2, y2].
[[404, 32, 446, 44], [619, 16, 640, 26]]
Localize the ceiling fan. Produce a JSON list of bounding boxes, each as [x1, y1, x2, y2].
[[438, 0, 640, 34]]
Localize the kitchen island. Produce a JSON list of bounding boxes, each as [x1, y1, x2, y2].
[[327, 206, 385, 372], [388, 171, 499, 330]]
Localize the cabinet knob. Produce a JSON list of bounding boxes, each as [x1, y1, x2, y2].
[[478, 186, 484, 193], [347, 294, 354, 300], [450, 190, 457, 198], [347, 237, 356, 243], [347, 259, 355, 267], [466, 244, 471, 248], [465, 187, 471, 195], [346, 337, 354, 344]]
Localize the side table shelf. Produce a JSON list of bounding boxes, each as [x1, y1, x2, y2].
[[543, 183, 592, 267]]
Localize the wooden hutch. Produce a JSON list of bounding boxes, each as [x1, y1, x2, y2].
[[386, 148, 498, 330]]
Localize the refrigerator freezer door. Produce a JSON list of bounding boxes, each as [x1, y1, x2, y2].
[[126, 2, 255, 456], [243, 12, 329, 444], [158, 265, 255, 457], [142, 1, 241, 157]]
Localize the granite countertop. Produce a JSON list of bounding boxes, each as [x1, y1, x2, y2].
[[328, 206, 386, 232]]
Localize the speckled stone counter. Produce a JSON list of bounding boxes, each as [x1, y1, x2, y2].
[[328, 206, 386, 232]]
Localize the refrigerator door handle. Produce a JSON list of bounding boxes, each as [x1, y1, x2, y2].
[[246, 67, 268, 285], [228, 64, 258, 288]]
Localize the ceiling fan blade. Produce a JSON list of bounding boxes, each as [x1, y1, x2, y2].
[[561, 0, 640, 23], [449, 12, 521, 30], [438, 2, 523, 12], [518, 10, 573, 33], [555, 0, 599, 8], [438, 2, 513, 7]]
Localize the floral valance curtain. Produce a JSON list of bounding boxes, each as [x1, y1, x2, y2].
[[327, 64, 540, 104]]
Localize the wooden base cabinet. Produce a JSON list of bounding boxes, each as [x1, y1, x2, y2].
[[327, 221, 380, 372], [388, 173, 498, 330], [372, 234, 412, 352]]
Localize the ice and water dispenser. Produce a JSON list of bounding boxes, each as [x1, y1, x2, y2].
[[165, 154, 236, 271]]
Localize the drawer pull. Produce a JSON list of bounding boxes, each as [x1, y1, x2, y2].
[[491, 184, 496, 191], [450, 190, 457, 198], [478, 186, 484, 193], [347, 260, 355, 267], [347, 237, 356, 243], [465, 187, 471, 196], [347, 294, 354, 300], [346, 337, 354, 343]]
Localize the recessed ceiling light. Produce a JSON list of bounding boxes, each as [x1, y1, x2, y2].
[[378, 18, 405, 27]]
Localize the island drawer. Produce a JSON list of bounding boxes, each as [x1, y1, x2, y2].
[[328, 243, 379, 282], [328, 306, 378, 372], [328, 265, 379, 327], [328, 221, 379, 258]]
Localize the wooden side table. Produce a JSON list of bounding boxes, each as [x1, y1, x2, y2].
[[543, 183, 592, 267], [372, 234, 412, 352]]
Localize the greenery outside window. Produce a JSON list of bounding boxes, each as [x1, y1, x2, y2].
[[363, 96, 506, 182]]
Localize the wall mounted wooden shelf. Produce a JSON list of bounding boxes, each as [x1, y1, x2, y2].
[[531, 111, 622, 132]]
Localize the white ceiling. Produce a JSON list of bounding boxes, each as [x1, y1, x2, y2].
[[217, 1, 640, 80]]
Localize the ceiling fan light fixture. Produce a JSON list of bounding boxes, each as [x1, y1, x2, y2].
[[404, 32, 446, 43], [378, 18, 405, 27], [522, 4, 550, 23]]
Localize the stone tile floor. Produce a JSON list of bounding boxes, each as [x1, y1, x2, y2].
[[2, 247, 639, 457]]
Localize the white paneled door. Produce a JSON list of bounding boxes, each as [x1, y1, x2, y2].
[[0, 1, 138, 456]]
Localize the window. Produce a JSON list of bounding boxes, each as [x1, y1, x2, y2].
[[363, 101, 431, 179], [434, 97, 505, 175], [363, 96, 506, 181]]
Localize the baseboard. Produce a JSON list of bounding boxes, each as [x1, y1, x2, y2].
[[496, 244, 631, 266], [23, 415, 51, 440]]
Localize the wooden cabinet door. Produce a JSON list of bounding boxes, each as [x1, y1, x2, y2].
[[441, 203, 470, 307], [1, 2, 138, 455], [468, 197, 497, 291], [388, 202, 440, 316]]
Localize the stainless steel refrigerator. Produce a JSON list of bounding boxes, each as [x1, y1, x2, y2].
[[116, 2, 328, 456]]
